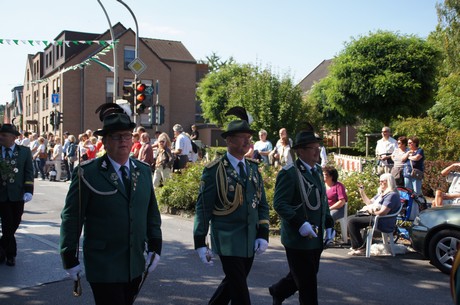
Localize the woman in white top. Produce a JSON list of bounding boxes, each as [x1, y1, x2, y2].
[[51, 137, 63, 181]]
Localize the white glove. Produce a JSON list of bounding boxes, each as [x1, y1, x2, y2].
[[23, 193, 33, 203], [145, 252, 160, 273], [299, 221, 318, 238], [65, 264, 82, 281], [196, 247, 214, 266], [254, 238, 268, 255]]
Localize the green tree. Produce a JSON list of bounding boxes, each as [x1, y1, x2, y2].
[[427, 1, 460, 130], [309, 31, 440, 126], [197, 63, 306, 140], [197, 52, 235, 73]]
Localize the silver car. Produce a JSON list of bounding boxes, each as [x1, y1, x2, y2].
[[410, 205, 460, 274]]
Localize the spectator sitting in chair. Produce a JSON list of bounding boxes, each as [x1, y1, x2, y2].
[[347, 173, 400, 256], [323, 165, 348, 222], [432, 163, 460, 207]]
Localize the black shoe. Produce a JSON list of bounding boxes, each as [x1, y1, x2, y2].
[[269, 287, 284, 305], [6, 257, 15, 266]]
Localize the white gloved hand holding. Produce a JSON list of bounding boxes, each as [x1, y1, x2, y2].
[[298, 221, 318, 238], [145, 252, 160, 273], [65, 264, 82, 281], [23, 193, 33, 203], [196, 247, 214, 266], [254, 238, 268, 255]]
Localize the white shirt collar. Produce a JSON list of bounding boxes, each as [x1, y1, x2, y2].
[[226, 151, 245, 172]]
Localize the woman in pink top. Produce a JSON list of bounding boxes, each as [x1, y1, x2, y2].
[[323, 165, 348, 222]]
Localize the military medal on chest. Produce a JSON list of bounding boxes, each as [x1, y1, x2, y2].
[[0, 150, 19, 185]]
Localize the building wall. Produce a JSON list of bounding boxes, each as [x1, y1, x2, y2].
[[18, 25, 197, 141]]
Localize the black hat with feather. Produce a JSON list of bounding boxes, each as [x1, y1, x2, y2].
[[93, 103, 136, 137], [292, 122, 322, 149], [0, 118, 21, 136], [221, 106, 255, 139]]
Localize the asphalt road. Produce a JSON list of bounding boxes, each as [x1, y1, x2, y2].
[[0, 179, 453, 305]]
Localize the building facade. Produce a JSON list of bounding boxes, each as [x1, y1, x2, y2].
[[20, 23, 197, 140]]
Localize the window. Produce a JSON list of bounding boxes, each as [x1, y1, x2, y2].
[[124, 46, 135, 70], [106, 78, 114, 103]]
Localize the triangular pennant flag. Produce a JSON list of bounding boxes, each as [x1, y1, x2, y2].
[[21, 40, 27, 45], [5, 39, 12, 45], [89, 58, 114, 72], [65, 41, 70, 47], [13, 40, 19, 45], [57, 40, 63, 46], [72, 40, 78, 45], [85, 41, 92, 45], [100, 41, 107, 46], [35, 40, 41, 46], [0, 39, 3, 44], [43, 41, 49, 46], [28, 40, 34, 46]]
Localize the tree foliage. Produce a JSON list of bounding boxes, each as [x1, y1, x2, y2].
[[309, 31, 440, 126], [427, 1, 460, 130], [197, 63, 306, 140]]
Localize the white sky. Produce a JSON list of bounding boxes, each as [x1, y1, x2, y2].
[[0, 0, 440, 105]]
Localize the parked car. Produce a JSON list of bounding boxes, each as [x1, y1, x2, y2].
[[410, 205, 460, 274]]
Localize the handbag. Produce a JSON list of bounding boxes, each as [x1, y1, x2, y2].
[[410, 160, 424, 180], [38, 151, 47, 159]]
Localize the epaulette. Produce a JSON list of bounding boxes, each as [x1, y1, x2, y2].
[[80, 158, 96, 166], [134, 158, 151, 168], [245, 157, 260, 164], [205, 156, 222, 168], [282, 163, 294, 171]]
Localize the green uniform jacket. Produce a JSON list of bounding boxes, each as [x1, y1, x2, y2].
[[274, 159, 333, 250], [194, 153, 270, 257], [0, 145, 34, 202], [59, 155, 162, 283]]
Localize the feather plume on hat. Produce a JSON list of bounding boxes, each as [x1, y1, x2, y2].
[[225, 106, 253, 124], [95, 103, 132, 122]]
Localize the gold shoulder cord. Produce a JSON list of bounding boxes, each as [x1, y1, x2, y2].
[[213, 162, 243, 216]]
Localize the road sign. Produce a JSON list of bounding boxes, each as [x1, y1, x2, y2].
[[145, 85, 154, 96], [51, 94, 59, 105], [128, 58, 146, 76]]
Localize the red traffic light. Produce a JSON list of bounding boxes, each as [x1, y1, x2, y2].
[[136, 93, 146, 102], [137, 83, 146, 93]]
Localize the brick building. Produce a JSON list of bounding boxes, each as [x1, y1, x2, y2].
[[21, 23, 197, 140]]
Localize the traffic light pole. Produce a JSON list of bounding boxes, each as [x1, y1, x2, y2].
[[97, 0, 118, 104], [116, 0, 140, 125]]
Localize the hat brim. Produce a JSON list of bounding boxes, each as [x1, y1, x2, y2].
[[93, 122, 136, 137], [292, 137, 322, 149], [0, 130, 20, 136]]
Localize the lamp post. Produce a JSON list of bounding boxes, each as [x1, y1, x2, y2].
[[96, 0, 118, 103]]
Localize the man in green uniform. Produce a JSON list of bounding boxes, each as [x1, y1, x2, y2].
[[269, 129, 333, 305], [193, 108, 270, 305], [0, 123, 34, 266], [60, 105, 162, 305]]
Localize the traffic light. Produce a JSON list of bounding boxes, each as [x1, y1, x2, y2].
[[122, 83, 135, 110], [136, 82, 146, 103], [49, 111, 55, 127], [56, 111, 63, 125], [149, 105, 165, 125], [135, 81, 147, 114]]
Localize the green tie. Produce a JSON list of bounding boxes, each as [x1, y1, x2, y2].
[[311, 167, 321, 184], [238, 161, 247, 180], [120, 166, 131, 196], [4, 147, 11, 159]]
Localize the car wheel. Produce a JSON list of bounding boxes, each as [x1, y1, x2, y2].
[[428, 229, 460, 274]]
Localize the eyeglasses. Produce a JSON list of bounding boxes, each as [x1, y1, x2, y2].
[[108, 134, 132, 141]]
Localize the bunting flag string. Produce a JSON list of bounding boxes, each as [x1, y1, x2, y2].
[[0, 39, 116, 47], [26, 43, 116, 85]]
